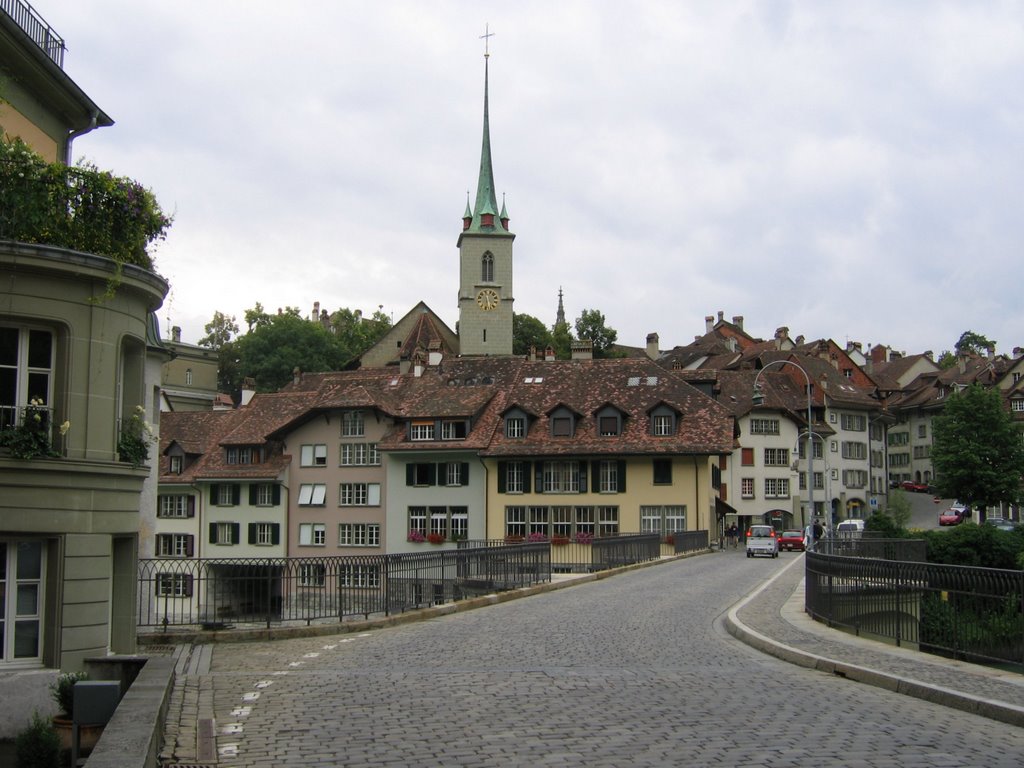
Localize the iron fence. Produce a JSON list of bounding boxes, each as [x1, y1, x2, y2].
[[459, 532, 671, 573], [138, 543, 550, 631], [806, 550, 1024, 670]]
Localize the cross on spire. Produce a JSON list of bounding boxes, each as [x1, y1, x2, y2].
[[480, 23, 494, 57]]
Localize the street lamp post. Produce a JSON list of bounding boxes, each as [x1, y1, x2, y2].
[[752, 360, 816, 549]]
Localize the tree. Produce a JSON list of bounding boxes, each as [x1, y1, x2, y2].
[[954, 330, 996, 357], [328, 307, 393, 360], [877, 489, 912, 531], [244, 302, 271, 332], [930, 383, 1024, 508], [574, 308, 619, 358], [550, 320, 573, 360], [512, 313, 552, 357], [235, 312, 349, 392], [198, 311, 239, 349]]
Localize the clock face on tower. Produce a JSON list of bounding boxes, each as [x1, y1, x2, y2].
[[476, 288, 500, 311]]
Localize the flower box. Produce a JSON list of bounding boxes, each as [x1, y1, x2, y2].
[[426, 533, 446, 545], [551, 536, 570, 546]]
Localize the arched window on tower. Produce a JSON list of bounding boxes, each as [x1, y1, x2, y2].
[[481, 252, 494, 283]]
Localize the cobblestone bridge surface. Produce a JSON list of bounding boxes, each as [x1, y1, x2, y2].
[[167, 551, 1024, 767]]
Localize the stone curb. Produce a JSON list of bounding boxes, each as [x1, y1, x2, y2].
[[723, 557, 1024, 728]]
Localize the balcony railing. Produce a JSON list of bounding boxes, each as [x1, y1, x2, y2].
[[0, 0, 65, 67]]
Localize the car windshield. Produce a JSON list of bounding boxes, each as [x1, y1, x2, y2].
[[782, 531, 802, 537], [750, 526, 773, 537]]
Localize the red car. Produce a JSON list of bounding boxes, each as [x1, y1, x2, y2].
[[939, 505, 969, 526], [778, 530, 806, 551], [900, 480, 929, 493]]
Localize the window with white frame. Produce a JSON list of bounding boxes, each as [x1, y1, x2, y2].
[[843, 469, 868, 488], [598, 460, 619, 493], [216, 484, 237, 506], [917, 423, 927, 438], [158, 495, 192, 518], [764, 478, 790, 498], [211, 522, 238, 545], [298, 523, 326, 546], [408, 507, 427, 536], [841, 414, 866, 431], [506, 461, 524, 493], [740, 478, 754, 498], [341, 411, 364, 437], [340, 482, 380, 506], [155, 533, 193, 557], [542, 461, 580, 493], [169, 455, 183, 474], [301, 444, 328, 467], [575, 506, 596, 536], [254, 484, 275, 506], [749, 418, 780, 435], [597, 506, 620, 536], [450, 507, 469, 540], [440, 420, 468, 440], [340, 443, 380, 465], [652, 414, 673, 436], [640, 505, 686, 535], [445, 462, 467, 487], [156, 573, 193, 598], [505, 417, 526, 438], [410, 421, 434, 441], [841, 441, 867, 460], [798, 441, 824, 460], [185, 368, 193, 385], [298, 484, 327, 506], [1013, 399, 1024, 412], [0, 327, 54, 432], [299, 563, 326, 587], [340, 564, 380, 588], [763, 448, 789, 466], [338, 523, 381, 547], [528, 506, 549, 535], [430, 507, 449, 537], [0, 540, 45, 662], [255, 523, 276, 546], [505, 506, 527, 538], [888, 431, 909, 446]]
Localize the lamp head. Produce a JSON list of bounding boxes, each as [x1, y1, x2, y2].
[[752, 384, 766, 407]]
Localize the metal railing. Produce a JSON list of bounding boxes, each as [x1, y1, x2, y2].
[[459, 532, 670, 573], [806, 550, 1024, 670], [138, 543, 551, 630], [0, 0, 65, 67]]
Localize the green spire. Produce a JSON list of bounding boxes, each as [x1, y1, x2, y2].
[[466, 55, 508, 234]]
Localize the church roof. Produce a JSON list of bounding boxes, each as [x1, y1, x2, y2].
[[461, 54, 512, 237]]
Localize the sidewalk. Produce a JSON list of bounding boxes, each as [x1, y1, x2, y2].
[[725, 554, 1024, 727]]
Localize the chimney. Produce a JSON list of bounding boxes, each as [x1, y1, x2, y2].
[[528, 345, 537, 362], [717, 310, 724, 324], [241, 377, 256, 407], [544, 346, 555, 362], [171, 325, 181, 343], [571, 339, 593, 360], [705, 315, 715, 333], [795, 335, 805, 345], [1013, 347, 1024, 357], [293, 366, 301, 386], [732, 315, 744, 330], [958, 355, 968, 374], [645, 332, 659, 360]]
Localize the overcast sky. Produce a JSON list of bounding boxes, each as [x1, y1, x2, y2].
[[51, 1, 1024, 357]]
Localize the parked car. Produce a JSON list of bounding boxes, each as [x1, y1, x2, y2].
[[900, 480, 929, 493], [983, 517, 1017, 532], [939, 506, 969, 526], [835, 519, 865, 537], [778, 530, 806, 552], [746, 524, 779, 558]]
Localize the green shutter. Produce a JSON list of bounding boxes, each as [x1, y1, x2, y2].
[[578, 462, 588, 494], [497, 462, 507, 493], [210, 484, 219, 504], [535, 462, 543, 491], [461, 462, 470, 486], [209, 522, 217, 543], [248, 486, 257, 505], [427, 463, 437, 485], [406, 464, 415, 486], [271, 524, 281, 545], [591, 461, 599, 493], [248, 523, 257, 544], [231, 523, 240, 543], [232, 485, 241, 505], [272, 485, 281, 505], [618, 460, 627, 493], [523, 463, 531, 493]]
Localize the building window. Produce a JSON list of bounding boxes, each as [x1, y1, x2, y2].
[[155, 533, 194, 557], [301, 444, 328, 467], [340, 482, 380, 506], [798, 441, 824, 460], [652, 414, 674, 436], [251, 523, 278, 546], [213, 484, 239, 506], [408, 507, 427, 537], [598, 460, 619, 493], [225, 446, 255, 465], [841, 442, 867, 460], [843, 470, 868, 488], [446, 462, 466, 486], [410, 421, 435, 441], [450, 507, 469, 539], [841, 414, 866, 431], [917, 423, 927, 438], [481, 251, 494, 282], [299, 563, 326, 587], [169, 455, 183, 474], [551, 416, 573, 437], [749, 418, 780, 435], [505, 505, 527, 537], [598, 415, 620, 437], [763, 448, 789, 466], [597, 506, 620, 536], [407, 463, 437, 486], [506, 461, 524, 493], [342, 411, 364, 437], [887, 431, 909, 446], [440, 420, 468, 440], [209, 522, 239, 545], [653, 459, 672, 485], [253, 484, 276, 506], [298, 484, 327, 506], [340, 443, 380, 466], [764, 478, 790, 499], [339, 523, 381, 547], [158, 495, 193, 518], [0, 540, 45, 662], [298, 523, 326, 546], [505, 417, 526, 438], [0, 327, 54, 432], [340, 564, 380, 588], [542, 461, 581, 493], [185, 368, 193, 386], [741, 478, 754, 499], [1012, 399, 1024, 412], [741, 447, 754, 466], [156, 573, 193, 597], [640, 505, 686, 535]]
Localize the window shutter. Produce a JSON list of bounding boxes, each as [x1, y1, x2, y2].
[[185, 535, 194, 557], [272, 485, 281, 505], [184, 574, 194, 597], [535, 462, 543, 492], [187, 496, 195, 518], [210, 484, 219, 504], [232, 485, 241, 505], [497, 461, 507, 493], [523, 464, 531, 493], [248, 485, 257, 505], [248, 523, 258, 544], [232, 523, 241, 543], [271, 524, 280, 545], [578, 462, 588, 493], [618, 460, 627, 493], [406, 464, 414, 486], [427, 463, 437, 485], [591, 461, 599, 493], [209, 522, 217, 543], [460, 462, 470, 486]]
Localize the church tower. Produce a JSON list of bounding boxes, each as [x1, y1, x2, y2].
[[457, 44, 514, 356]]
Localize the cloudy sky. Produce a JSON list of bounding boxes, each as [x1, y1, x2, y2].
[[50, 1, 1024, 356]]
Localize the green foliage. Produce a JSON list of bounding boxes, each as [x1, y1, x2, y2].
[[574, 308, 619, 358], [880, 489, 913, 530], [920, 591, 1024, 661], [930, 383, 1024, 507], [921, 524, 1024, 570], [15, 711, 61, 768], [936, 350, 956, 369], [954, 330, 996, 357], [550, 321, 573, 360], [0, 136, 171, 272], [864, 510, 909, 538], [235, 312, 349, 392], [0, 399, 58, 459], [198, 311, 239, 349], [49, 671, 88, 716], [117, 405, 154, 468], [512, 313, 552, 356], [326, 307, 392, 358]]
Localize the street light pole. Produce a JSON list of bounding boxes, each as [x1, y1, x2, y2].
[[752, 360, 815, 549]]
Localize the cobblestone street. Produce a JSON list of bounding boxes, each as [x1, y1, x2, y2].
[[166, 551, 1024, 767]]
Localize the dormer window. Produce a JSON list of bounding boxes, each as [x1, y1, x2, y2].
[[226, 446, 257, 465], [169, 455, 183, 474], [410, 420, 435, 441], [595, 406, 623, 437], [505, 416, 526, 438], [440, 420, 468, 440], [549, 407, 576, 438], [650, 405, 678, 437], [342, 411, 365, 437]]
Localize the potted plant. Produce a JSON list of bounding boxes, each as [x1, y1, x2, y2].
[[573, 531, 594, 545], [117, 405, 154, 467], [0, 399, 66, 460], [406, 530, 426, 543], [551, 536, 570, 546], [504, 534, 524, 544], [48, 671, 103, 754], [526, 532, 549, 543], [426, 532, 446, 545]]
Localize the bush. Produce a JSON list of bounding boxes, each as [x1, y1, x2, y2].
[[921, 524, 1024, 570], [49, 671, 87, 717], [15, 712, 60, 768]]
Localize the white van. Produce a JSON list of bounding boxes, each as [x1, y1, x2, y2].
[[745, 524, 779, 558], [835, 519, 865, 537]]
